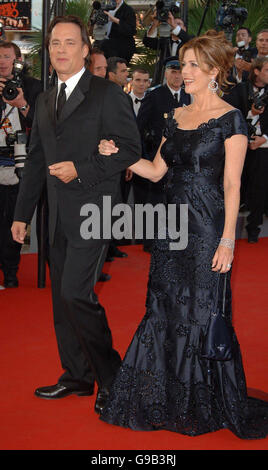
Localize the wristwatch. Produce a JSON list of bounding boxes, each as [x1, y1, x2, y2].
[[19, 103, 29, 111]]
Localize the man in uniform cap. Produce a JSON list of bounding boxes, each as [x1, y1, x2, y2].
[[135, 57, 191, 251]]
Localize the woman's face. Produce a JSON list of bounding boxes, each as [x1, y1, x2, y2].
[[181, 48, 217, 95]]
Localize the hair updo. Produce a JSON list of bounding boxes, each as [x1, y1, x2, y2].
[[179, 30, 235, 91]]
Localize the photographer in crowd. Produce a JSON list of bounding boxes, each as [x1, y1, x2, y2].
[[143, 8, 192, 85], [98, 0, 136, 64], [224, 57, 268, 243], [0, 42, 42, 287], [256, 29, 268, 58], [231, 27, 257, 83]]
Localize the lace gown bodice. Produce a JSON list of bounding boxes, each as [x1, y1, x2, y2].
[[100, 109, 268, 439]]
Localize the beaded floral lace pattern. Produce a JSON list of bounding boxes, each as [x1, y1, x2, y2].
[[101, 110, 268, 439]]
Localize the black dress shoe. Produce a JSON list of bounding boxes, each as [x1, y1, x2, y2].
[[247, 232, 259, 243], [94, 388, 109, 414], [34, 383, 94, 399], [248, 235, 258, 243], [4, 277, 18, 288], [98, 272, 111, 282]]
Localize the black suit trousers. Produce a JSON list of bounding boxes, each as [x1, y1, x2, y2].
[[49, 217, 121, 389], [246, 147, 268, 235], [0, 183, 22, 278]]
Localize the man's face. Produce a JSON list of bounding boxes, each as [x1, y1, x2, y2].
[[255, 62, 268, 86], [174, 18, 186, 32], [256, 32, 268, 57], [49, 22, 89, 80], [236, 29, 251, 47], [110, 62, 128, 87], [165, 67, 183, 90], [0, 47, 16, 78], [89, 53, 107, 78], [131, 72, 150, 96]]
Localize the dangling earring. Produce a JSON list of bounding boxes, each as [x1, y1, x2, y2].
[[208, 78, 219, 93]]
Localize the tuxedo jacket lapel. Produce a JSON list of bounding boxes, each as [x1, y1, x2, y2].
[[45, 86, 57, 125], [178, 88, 191, 107], [44, 70, 93, 126], [58, 70, 93, 124]]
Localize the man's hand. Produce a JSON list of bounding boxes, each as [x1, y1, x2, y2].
[[249, 135, 266, 150], [251, 103, 265, 116], [168, 13, 185, 31], [48, 161, 78, 183], [167, 12, 177, 30], [125, 168, 133, 181], [11, 221, 27, 244], [104, 11, 119, 24], [234, 58, 251, 72], [98, 139, 118, 156], [4, 88, 28, 109]]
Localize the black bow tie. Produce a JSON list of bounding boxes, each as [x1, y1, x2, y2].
[[134, 98, 142, 104]]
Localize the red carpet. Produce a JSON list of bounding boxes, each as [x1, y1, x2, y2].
[[0, 240, 268, 450]]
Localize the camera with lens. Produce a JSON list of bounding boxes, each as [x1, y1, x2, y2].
[[216, 1, 248, 37], [156, 0, 181, 22], [2, 59, 24, 101], [0, 21, 6, 41], [90, 0, 117, 26], [155, 0, 182, 38], [6, 130, 27, 178], [89, 0, 117, 40], [246, 119, 257, 139], [252, 90, 268, 111], [236, 40, 252, 63]]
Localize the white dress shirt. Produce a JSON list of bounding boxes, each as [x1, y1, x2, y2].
[[57, 66, 86, 101], [167, 85, 181, 103], [106, 0, 123, 37], [129, 91, 144, 116]]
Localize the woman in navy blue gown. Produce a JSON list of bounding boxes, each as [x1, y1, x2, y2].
[[98, 31, 268, 439]]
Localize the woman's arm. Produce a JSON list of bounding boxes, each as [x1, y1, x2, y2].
[[212, 133, 248, 272], [99, 137, 168, 182]]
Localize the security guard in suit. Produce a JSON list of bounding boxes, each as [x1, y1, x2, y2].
[[135, 57, 191, 251]]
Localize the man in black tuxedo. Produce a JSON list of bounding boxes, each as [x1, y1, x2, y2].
[[136, 57, 191, 251], [129, 68, 150, 118], [99, 0, 136, 64], [137, 57, 191, 160], [230, 27, 257, 84], [11, 15, 141, 413], [224, 57, 268, 243]]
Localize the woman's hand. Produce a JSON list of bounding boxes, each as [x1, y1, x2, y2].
[[249, 135, 266, 150], [98, 139, 119, 156], [211, 245, 233, 273]]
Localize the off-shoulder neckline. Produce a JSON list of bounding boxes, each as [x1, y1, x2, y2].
[[174, 109, 239, 132]]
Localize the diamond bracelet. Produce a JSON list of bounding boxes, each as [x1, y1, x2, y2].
[[219, 238, 235, 250]]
